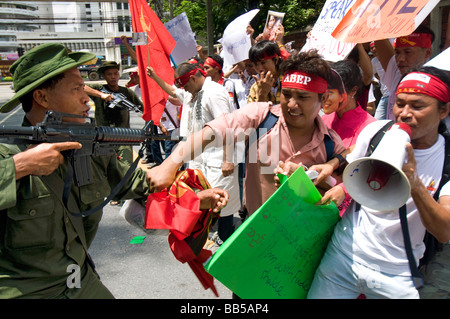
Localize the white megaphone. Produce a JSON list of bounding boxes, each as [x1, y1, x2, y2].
[[343, 123, 412, 211]]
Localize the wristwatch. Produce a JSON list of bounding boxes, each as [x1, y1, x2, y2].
[[331, 153, 347, 171]]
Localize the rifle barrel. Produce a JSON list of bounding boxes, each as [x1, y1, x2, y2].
[[0, 125, 35, 136]]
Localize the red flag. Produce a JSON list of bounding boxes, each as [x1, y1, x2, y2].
[[129, 0, 176, 125], [145, 169, 221, 297]]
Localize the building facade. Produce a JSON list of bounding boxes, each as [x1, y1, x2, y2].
[[1, 1, 135, 69], [0, 1, 39, 60]]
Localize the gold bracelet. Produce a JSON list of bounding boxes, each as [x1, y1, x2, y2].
[[278, 44, 285, 48]]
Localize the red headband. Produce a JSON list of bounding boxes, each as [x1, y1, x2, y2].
[[175, 68, 206, 87], [204, 57, 223, 71], [396, 72, 450, 103], [282, 71, 328, 94], [255, 51, 290, 62], [394, 33, 433, 49]]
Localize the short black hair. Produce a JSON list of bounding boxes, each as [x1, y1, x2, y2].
[[249, 40, 283, 69], [279, 50, 331, 100], [331, 59, 363, 98], [414, 24, 435, 44], [207, 54, 223, 69], [19, 72, 66, 113], [328, 69, 346, 95], [280, 49, 330, 83]]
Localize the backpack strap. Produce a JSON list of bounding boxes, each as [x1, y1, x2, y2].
[[256, 111, 279, 140], [245, 109, 279, 156], [400, 204, 424, 289], [324, 134, 334, 162], [366, 120, 395, 156], [419, 133, 450, 267], [432, 133, 450, 201], [242, 109, 279, 177]]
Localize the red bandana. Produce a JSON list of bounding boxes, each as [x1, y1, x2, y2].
[[282, 71, 328, 94], [175, 68, 206, 87], [396, 72, 450, 103], [394, 33, 433, 49], [204, 57, 222, 72]]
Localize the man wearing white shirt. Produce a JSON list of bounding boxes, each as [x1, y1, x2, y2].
[[374, 25, 434, 121], [308, 66, 450, 299], [370, 41, 390, 120]]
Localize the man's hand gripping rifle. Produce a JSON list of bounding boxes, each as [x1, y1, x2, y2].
[[100, 87, 142, 113]]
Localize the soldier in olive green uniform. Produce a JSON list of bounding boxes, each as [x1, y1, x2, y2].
[[85, 61, 143, 166], [0, 43, 228, 299], [0, 44, 150, 299]]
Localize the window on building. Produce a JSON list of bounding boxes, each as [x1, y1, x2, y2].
[[118, 17, 124, 32]]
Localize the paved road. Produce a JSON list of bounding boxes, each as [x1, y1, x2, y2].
[[0, 80, 233, 300]]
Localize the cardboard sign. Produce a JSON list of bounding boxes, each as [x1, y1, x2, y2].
[[164, 12, 198, 65], [204, 167, 340, 299], [425, 47, 450, 71], [301, 0, 357, 62], [221, 9, 260, 69], [332, 0, 439, 43]]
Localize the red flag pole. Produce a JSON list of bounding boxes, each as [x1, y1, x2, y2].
[[128, 0, 176, 125]]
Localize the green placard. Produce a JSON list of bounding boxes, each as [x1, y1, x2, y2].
[[204, 167, 340, 299]]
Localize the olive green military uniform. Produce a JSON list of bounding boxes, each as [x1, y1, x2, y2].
[[87, 83, 142, 129], [87, 83, 143, 165], [0, 117, 149, 299]]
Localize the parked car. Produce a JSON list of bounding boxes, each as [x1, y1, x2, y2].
[[79, 57, 103, 81], [79, 65, 101, 81]]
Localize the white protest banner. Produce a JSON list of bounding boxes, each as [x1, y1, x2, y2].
[[164, 12, 197, 65], [221, 9, 260, 69], [425, 47, 450, 71], [332, 0, 440, 43], [300, 0, 357, 62]]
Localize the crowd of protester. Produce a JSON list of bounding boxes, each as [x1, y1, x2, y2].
[[0, 7, 449, 300]]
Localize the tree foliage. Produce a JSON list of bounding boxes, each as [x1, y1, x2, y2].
[[160, 0, 326, 45]]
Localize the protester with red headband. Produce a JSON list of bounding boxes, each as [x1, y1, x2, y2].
[[373, 24, 435, 121], [247, 40, 285, 104], [308, 66, 450, 299], [203, 55, 224, 81], [147, 62, 241, 244], [203, 54, 240, 111], [146, 50, 345, 224]]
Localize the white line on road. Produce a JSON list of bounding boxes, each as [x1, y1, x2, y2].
[[0, 106, 21, 125]]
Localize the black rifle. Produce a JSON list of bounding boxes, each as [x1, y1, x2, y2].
[[0, 111, 182, 216], [100, 87, 142, 113]]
